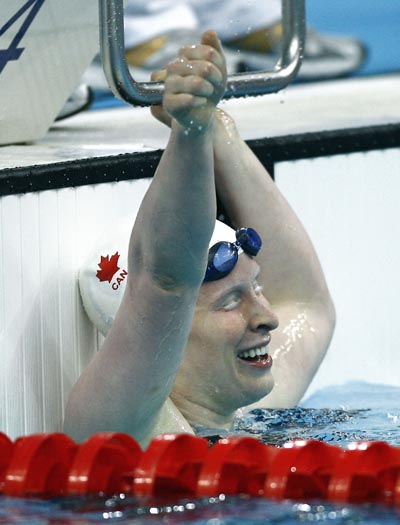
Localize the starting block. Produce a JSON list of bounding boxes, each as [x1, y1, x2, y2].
[[0, 0, 98, 145]]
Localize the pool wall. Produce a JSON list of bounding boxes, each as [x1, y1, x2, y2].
[[0, 178, 151, 438], [1, 147, 399, 438]]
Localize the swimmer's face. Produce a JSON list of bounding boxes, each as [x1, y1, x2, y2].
[[172, 254, 279, 420]]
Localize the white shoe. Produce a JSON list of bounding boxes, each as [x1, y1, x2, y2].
[[56, 84, 93, 120], [230, 28, 368, 81]]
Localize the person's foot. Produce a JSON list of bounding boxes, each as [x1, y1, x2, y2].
[[300, 28, 368, 80], [56, 84, 93, 121], [225, 25, 368, 80]]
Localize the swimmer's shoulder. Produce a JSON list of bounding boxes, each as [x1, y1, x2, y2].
[[140, 397, 194, 448]]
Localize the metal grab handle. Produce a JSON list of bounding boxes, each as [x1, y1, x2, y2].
[[99, 0, 305, 106]]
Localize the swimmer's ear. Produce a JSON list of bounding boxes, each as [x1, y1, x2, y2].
[[150, 68, 172, 128]]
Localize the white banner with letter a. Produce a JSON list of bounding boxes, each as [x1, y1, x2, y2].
[[0, 0, 98, 145]]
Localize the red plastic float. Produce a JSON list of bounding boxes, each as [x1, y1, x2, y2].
[[3, 433, 76, 497], [327, 440, 400, 504], [264, 439, 343, 500], [196, 436, 278, 497], [0, 433, 14, 493], [67, 432, 141, 495], [133, 434, 208, 497], [1, 432, 400, 505]]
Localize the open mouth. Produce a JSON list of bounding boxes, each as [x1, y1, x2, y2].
[[237, 345, 272, 368]]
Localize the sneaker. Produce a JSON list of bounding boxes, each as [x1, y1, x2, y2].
[[56, 84, 93, 120], [226, 26, 368, 80]]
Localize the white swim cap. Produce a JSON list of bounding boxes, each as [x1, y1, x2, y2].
[[209, 219, 237, 247], [79, 219, 236, 336]]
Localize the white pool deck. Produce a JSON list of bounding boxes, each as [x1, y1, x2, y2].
[[1, 73, 399, 171]]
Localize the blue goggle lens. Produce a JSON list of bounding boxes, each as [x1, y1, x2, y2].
[[204, 227, 262, 282], [236, 227, 262, 256], [211, 242, 238, 273]]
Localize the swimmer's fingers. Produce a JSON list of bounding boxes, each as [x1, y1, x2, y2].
[[163, 69, 213, 129], [165, 68, 216, 98], [182, 31, 225, 67], [156, 65, 210, 128], [201, 31, 227, 94], [178, 44, 226, 80], [190, 31, 226, 76], [178, 31, 227, 103], [168, 57, 224, 89], [201, 29, 225, 59], [162, 31, 226, 129]]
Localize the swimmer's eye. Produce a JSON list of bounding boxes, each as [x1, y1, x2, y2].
[[218, 282, 263, 311], [219, 294, 241, 311]]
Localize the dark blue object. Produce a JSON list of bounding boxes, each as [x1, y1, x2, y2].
[[204, 227, 262, 282]]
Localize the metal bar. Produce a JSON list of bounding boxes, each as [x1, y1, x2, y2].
[[99, 0, 305, 107]]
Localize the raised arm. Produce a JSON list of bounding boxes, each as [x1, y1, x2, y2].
[[64, 31, 227, 446], [212, 110, 335, 407]]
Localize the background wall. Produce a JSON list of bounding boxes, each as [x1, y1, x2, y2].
[[275, 147, 400, 397]]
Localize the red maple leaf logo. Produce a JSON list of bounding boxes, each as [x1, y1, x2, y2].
[[96, 252, 120, 283]]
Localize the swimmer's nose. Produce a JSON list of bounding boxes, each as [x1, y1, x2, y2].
[[249, 296, 279, 333]]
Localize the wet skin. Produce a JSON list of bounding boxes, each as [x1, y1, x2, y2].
[[171, 254, 279, 426]]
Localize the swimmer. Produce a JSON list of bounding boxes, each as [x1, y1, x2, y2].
[[64, 31, 335, 447]]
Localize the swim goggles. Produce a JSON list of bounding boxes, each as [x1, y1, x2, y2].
[[204, 227, 262, 282]]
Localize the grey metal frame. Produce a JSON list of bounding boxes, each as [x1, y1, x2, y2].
[[99, 0, 305, 106]]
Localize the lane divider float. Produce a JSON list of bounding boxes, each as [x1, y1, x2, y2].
[[1, 432, 400, 504]]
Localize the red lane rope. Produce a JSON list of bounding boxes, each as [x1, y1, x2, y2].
[[1, 432, 400, 504]]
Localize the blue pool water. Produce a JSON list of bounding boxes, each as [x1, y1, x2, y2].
[[1, 381, 400, 524], [234, 381, 400, 447]]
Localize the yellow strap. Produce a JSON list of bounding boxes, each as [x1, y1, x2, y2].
[[126, 35, 168, 67], [225, 23, 282, 53]]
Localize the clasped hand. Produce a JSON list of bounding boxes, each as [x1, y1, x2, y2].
[[160, 30, 227, 133]]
